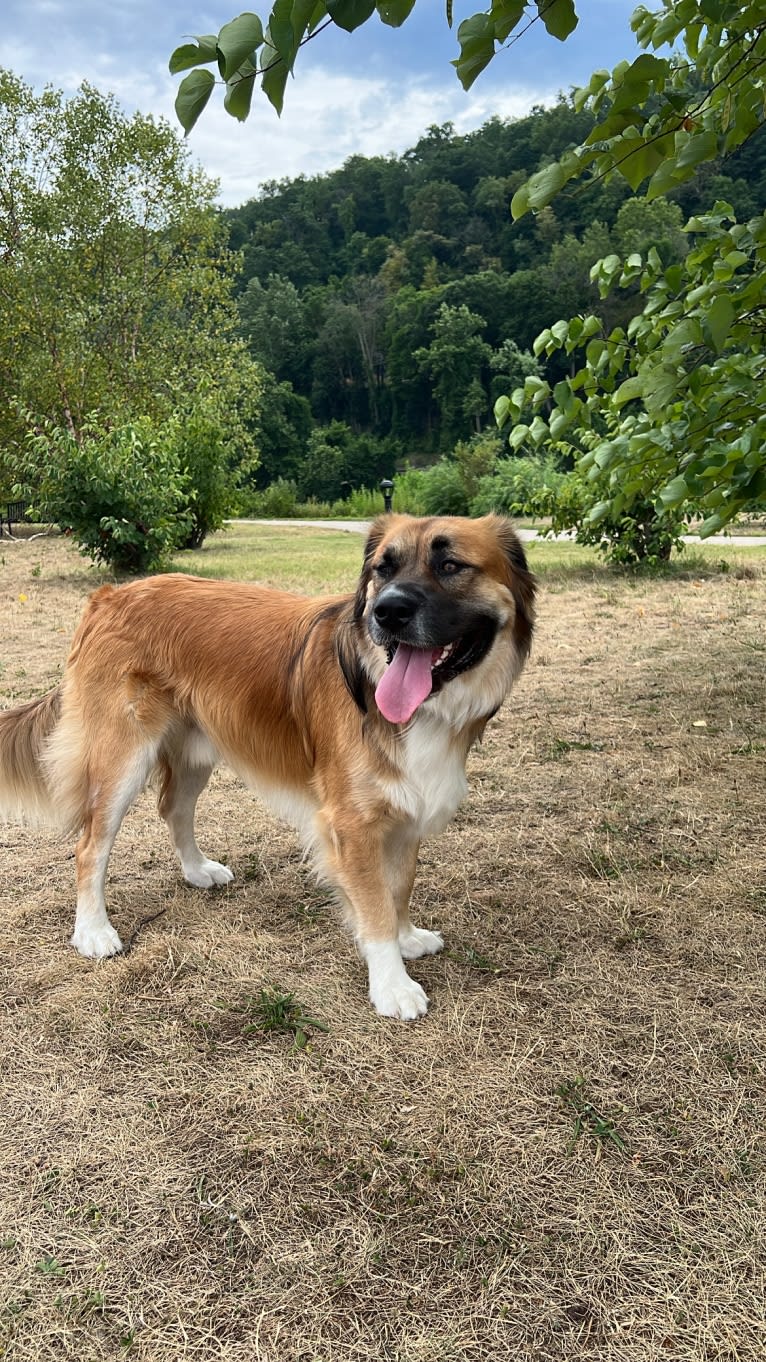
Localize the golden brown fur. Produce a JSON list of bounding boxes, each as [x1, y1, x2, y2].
[[0, 514, 535, 1018]]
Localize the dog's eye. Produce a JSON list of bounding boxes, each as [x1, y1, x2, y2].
[[374, 558, 395, 578], [439, 559, 465, 576]]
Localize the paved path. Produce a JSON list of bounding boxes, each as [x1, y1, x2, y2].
[[230, 518, 766, 547]]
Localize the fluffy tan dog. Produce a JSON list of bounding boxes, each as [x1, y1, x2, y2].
[[0, 514, 535, 1018]]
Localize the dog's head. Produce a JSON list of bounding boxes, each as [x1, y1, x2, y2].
[[350, 513, 535, 725]]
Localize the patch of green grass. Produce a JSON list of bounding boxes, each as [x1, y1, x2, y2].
[[457, 945, 505, 974], [167, 521, 765, 596], [544, 735, 602, 760], [240, 987, 329, 1050], [169, 523, 364, 594], [556, 1076, 629, 1156]]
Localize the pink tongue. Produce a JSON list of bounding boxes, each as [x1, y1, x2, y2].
[[375, 644, 435, 724]]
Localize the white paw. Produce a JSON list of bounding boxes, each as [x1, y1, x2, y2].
[[71, 922, 124, 958], [183, 859, 234, 889], [399, 925, 445, 960], [370, 975, 429, 1021]]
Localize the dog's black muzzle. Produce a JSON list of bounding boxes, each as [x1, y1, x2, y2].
[[368, 582, 500, 689], [369, 582, 473, 648]]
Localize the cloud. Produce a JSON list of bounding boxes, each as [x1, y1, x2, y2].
[[184, 68, 559, 206], [1, 17, 557, 208]]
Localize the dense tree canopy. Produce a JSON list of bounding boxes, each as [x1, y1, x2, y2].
[[0, 72, 262, 473], [226, 97, 763, 486], [198, 0, 766, 539], [0, 71, 265, 564]]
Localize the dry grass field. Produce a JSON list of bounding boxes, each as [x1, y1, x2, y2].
[[1, 525, 765, 1362]]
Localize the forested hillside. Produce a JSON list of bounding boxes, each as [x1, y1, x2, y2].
[[225, 99, 764, 498]]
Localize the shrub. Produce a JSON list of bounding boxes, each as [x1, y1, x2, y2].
[[20, 419, 188, 573], [170, 398, 235, 550], [418, 459, 470, 516], [534, 470, 684, 566], [392, 468, 428, 515], [330, 487, 387, 518], [239, 477, 300, 518], [471, 456, 565, 517]]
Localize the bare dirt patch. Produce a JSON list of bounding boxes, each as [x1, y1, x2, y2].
[[1, 533, 765, 1361]]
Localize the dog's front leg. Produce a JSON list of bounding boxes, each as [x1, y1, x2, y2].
[[317, 812, 429, 1020], [386, 825, 445, 962]]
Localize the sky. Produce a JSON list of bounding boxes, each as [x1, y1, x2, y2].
[[2, 0, 642, 207]]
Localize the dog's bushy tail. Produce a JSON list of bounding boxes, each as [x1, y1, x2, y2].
[[0, 687, 66, 825]]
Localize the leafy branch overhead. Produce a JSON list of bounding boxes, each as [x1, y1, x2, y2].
[[511, 1, 766, 213], [496, 206, 766, 535], [169, 0, 579, 131]]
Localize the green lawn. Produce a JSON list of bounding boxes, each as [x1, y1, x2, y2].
[[168, 520, 766, 594]]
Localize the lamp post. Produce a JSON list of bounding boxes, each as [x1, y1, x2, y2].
[[380, 478, 394, 514]]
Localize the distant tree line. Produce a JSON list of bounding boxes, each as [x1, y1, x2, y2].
[[227, 100, 763, 502]]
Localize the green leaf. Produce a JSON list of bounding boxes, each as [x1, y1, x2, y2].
[[491, 0, 526, 44], [175, 69, 216, 134], [614, 376, 643, 407], [615, 133, 675, 190], [224, 63, 256, 120], [549, 409, 570, 438], [261, 41, 290, 112], [529, 414, 548, 445], [508, 424, 529, 451], [553, 379, 574, 414], [217, 13, 264, 78], [698, 512, 725, 538], [453, 13, 495, 91], [268, 0, 300, 62], [512, 160, 567, 220], [327, 0, 376, 31], [675, 128, 718, 170], [658, 475, 688, 509], [705, 294, 735, 352], [169, 36, 219, 74], [536, 0, 577, 41], [376, 0, 416, 25], [494, 395, 511, 426]]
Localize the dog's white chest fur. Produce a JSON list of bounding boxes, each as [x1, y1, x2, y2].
[[386, 713, 469, 838]]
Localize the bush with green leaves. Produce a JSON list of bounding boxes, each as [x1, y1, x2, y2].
[[170, 396, 237, 550], [391, 468, 428, 516], [533, 470, 683, 566], [470, 457, 566, 519], [238, 477, 300, 518], [20, 420, 189, 574], [415, 460, 470, 517]]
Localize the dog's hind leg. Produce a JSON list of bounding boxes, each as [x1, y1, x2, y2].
[[157, 738, 234, 889], [72, 743, 158, 958]]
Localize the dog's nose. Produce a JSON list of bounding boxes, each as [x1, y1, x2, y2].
[[373, 585, 423, 632]]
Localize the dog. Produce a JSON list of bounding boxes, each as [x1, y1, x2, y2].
[[0, 514, 535, 1019]]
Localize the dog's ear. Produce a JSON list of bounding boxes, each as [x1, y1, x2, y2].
[[489, 515, 536, 658], [353, 516, 389, 622]]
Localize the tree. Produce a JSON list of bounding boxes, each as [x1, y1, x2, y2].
[[414, 303, 492, 447], [237, 272, 310, 385], [249, 378, 313, 488], [0, 71, 264, 549], [168, 0, 766, 534], [0, 72, 261, 467], [502, 202, 766, 543], [497, 3, 766, 540]]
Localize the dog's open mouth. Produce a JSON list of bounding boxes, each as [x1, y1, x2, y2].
[[375, 621, 497, 725]]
